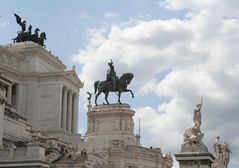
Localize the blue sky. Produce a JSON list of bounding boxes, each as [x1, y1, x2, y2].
[[1, 1, 239, 167], [0, 0, 186, 67]]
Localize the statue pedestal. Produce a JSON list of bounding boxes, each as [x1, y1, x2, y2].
[[84, 104, 137, 153], [175, 152, 215, 168], [175, 144, 215, 168]]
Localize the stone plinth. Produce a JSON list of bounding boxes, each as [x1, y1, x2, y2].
[[26, 143, 46, 160], [180, 142, 208, 153], [175, 152, 215, 168], [84, 104, 137, 153]]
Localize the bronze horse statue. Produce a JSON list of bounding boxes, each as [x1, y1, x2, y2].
[[12, 25, 32, 42], [94, 73, 134, 105], [30, 28, 40, 43], [38, 32, 47, 47]]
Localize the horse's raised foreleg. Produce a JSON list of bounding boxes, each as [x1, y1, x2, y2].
[[118, 92, 122, 104], [95, 92, 101, 106], [105, 92, 109, 104], [125, 89, 134, 98]]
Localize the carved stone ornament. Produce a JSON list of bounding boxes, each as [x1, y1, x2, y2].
[[181, 100, 208, 152], [0, 83, 6, 91], [212, 136, 231, 168]]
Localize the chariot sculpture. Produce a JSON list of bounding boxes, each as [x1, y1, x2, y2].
[[12, 13, 47, 47]]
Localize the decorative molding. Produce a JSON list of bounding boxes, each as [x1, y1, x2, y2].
[[64, 70, 84, 88], [0, 97, 6, 105], [6, 42, 66, 70]]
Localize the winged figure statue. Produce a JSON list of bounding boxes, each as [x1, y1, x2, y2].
[[14, 13, 26, 32]]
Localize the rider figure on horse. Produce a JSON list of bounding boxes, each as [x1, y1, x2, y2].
[[106, 60, 118, 90]]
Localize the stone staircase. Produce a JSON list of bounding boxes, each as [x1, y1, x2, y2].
[[50, 152, 109, 168], [45, 150, 62, 163]]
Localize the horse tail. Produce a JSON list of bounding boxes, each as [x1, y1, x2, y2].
[[94, 81, 100, 94]]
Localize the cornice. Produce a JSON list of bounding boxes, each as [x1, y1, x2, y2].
[[0, 66, 83, 88], [0, 45, 24, 60], [63, 70, 84, 88], [4, 42, 66, 71], [0, 73, 11, 88]]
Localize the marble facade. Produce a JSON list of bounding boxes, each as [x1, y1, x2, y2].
[[0, 42, 83, 167], [0, 42, 83, 144]]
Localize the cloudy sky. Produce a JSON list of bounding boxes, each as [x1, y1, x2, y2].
[[0, 0, 238, 167]]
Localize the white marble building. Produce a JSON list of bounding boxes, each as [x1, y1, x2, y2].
[[0, 41, 173, 168], [0, 42, 83, 167], [0, 42, 83, 144]]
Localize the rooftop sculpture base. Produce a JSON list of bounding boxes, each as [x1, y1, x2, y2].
[[175, 139, 215, 168], [180, 142, 208, 153], [176, 139, 214, 168]]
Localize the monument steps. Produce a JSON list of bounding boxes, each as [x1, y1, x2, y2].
[[46, 151, 61, 163]]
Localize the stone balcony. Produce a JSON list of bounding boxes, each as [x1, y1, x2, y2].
[[0, 143, 49, 168]]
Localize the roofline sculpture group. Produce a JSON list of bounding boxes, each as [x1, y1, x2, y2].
[[12, 13, 47, 47]]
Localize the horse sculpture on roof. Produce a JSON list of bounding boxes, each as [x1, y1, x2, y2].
[[12, 13, 47, 47]]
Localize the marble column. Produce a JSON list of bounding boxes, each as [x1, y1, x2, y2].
[[7, 84, 12, 105], [61, 87, 67, 130], [72, 93, 79, 134], [66, 90, 72, 132]]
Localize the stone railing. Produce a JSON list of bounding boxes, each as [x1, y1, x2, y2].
[[125, 145, 162, 158], [0, 148, 10, 160], [14, 147, 27, 159], [0, 147, 27, 160]]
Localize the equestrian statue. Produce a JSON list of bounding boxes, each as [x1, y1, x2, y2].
[[12, 13, 47, 47], [94, 60, 134, 105]]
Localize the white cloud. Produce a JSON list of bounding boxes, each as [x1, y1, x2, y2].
[[104, 11, 118, 18], [73, 1, 239, 167]]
